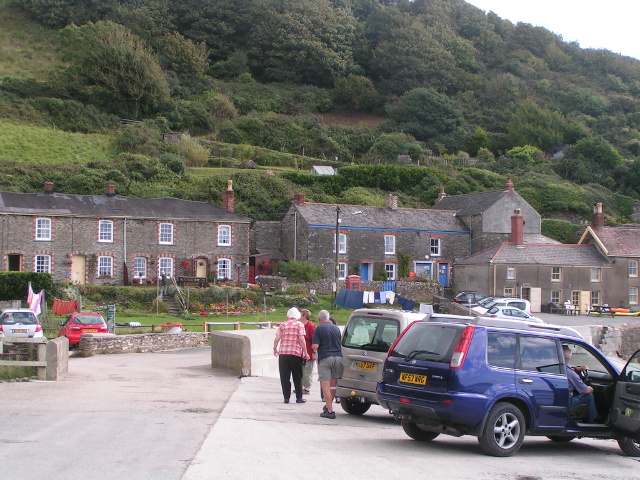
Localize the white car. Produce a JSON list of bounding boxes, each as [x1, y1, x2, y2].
[[483, 305, 544, 323], [0, 309, 43, 338], [471, 298, 532, 316]]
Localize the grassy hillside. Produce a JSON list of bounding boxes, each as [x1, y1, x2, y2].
[[0, 118, 116, 164], [0, 0, 58, 80]]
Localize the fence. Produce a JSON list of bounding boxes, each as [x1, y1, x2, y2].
[[0, 337, 48, 380]]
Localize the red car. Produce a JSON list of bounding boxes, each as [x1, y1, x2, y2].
[[58, 312, 109, 345]]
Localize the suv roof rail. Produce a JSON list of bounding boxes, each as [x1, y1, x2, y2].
[[424, 315, 583, 339]]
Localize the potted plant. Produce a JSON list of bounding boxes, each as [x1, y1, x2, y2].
[[132, 278, 140, 285], [259, 261, 271, 270]]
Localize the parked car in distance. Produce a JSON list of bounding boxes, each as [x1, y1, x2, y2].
[[483, 305, 544, 323], [58, 312, 108, 345], [452, 291, 486, 305], [336, 308, 474, 416], [0, 309, 43, 338], [377, 316, 640, 457], [472, 298, 532, 316]]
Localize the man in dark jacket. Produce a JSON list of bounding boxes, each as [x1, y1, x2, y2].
[[312, 309, 343, 419]]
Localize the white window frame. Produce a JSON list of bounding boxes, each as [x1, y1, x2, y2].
[[338, 262, 347, 280], [335, 233, 346, 254], [507, 266, 516, 280], [590, 267, 601, 282], [630, 260, 638, 278], [551, 266, 562, 282], [591, 290, 601, 306], [504, 286, 514, 297], [385, 263, 396, 280], [158, 257, 173, 277], [630, 287, 639, 305], [551, 290, 561, 304], [158, 223, 174, 245], [571, 290, 580, 306], [34, 254, 51, 273], [217, 258, 231, 280], [97, 256, 113, 277], [98, 220, 114, 243], [133, 257, 147, 279], [218, 225, 231, 246], [384, 235, 395, 255], [35, 217, 51, 241], [429, 238, 441, 256]]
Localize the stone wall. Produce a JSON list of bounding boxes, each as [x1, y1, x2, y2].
[[78, 332, 209, 356], [256, 275, 443, 302]]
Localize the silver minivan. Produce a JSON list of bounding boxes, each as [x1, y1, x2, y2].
[[336, 308, 473, 415]]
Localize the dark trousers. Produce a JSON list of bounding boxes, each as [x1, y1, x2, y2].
[[278, 354, 304, 401]]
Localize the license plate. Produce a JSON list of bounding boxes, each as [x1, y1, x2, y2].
[[399, 372, 427, 385], [84, 329, 98, 333], [354, 361, 376, 370], [12, 329, 28, 334]]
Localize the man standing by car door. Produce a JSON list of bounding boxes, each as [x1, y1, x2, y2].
[[312, 309, 343, 419]]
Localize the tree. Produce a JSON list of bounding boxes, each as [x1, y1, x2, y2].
[[55, 21, 170, 118], [385, 88, 463, 141], [469, 126, 489, 156], [333, 74, 379, 112], [247, 0, 356, 87], [159, 32, 209, 77], [506, 99, 565, 151]]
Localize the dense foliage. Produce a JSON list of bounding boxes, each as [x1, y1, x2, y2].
[[0, 272, 53, 301], [1, 0, 639, 225]]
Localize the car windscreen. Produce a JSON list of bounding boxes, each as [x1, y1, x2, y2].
[[388, 323, 462, 363], [73, 315, 106, 325], [342, 316, 400, 352], [0, 312, 37, 325]]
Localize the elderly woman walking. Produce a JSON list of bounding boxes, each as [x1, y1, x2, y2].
[[273, 307, 310, 404]]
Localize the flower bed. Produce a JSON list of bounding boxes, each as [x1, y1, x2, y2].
[[190, 298, 268, 315]]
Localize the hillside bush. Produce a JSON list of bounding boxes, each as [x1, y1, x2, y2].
[[279, 261, 325, 282], [0, 272, 53, 301], [541, 219, 583, 244]]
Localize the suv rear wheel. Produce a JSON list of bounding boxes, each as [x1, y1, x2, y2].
[[618, 437, 640, 456], [478, 403, 525, 457], [402, 421, 440, 441], [340, 399, 371, 415]]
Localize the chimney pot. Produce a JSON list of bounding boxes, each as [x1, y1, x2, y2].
[[223, 180, 235, 212], [592, 202, 604, 231], [387, 195, 398, 211], [510, 208, 524, 245], [106, 184, 116, 197], [44, 182, 54, 194], [437, 188, 446, 201], [506, 178, 514, 195], [294, 193, 305, 205]]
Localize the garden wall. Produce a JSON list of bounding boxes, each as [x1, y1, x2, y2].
[[78, 332, 209, 356], [256, 276, 443, 302]]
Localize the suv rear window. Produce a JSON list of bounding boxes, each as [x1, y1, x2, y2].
[[389, 323, 462, 363], [342, 315, 399, 352]]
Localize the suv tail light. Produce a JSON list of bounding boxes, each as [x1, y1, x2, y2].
[[0, 324, 3, 332], [36, 323, 42, 332], [450, 325, 475, 369]]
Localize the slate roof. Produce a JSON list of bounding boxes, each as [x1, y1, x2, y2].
[[586, 226, 640, 256], [456, 243, 610, 266], [433, 189, 510, 215], [294, 203, 466, 232], [0, 191, 251, 222]]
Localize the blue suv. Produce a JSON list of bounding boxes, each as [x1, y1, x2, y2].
[[377, 317, 640, 456]]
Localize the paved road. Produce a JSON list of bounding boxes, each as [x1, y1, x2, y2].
[[2, 313, 640, 480], [0, 348, 238, 480]]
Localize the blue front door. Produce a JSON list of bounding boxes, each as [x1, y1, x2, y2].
[[360, 263, 372, 281], [438, 263, 449, 287]]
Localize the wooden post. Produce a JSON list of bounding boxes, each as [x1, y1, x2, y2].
[[37, 341, 46, 380]]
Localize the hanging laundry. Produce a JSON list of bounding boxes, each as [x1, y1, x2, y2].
[[379, 291, 386, 304], [27, 282, 35, 304], [52, 299, 79, 316], [30, 290, 43, 317], [386, 291, 395, 305], [374, 292, 381, 304], [334, 289, 364, 310], [396, 295, 415, 311]]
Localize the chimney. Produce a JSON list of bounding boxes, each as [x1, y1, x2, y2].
[[506, 178, 514, 195], [387, 194, 398, 211], [437, 187, 446, 201], [592, 202, 604, 231], [293, 192, 305, 205], [44, 182, 54, 194], [106, 184, 116, 197], [510, 208, 524, 246], [223, 179, 235, 212]]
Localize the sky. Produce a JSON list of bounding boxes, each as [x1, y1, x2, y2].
[[465, 1, 640, 60]]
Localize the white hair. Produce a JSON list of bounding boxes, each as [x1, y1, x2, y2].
[[287, 307, 301, 320]]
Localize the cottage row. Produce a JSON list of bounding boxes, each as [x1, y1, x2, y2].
[[0, 179, 638, 312]]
